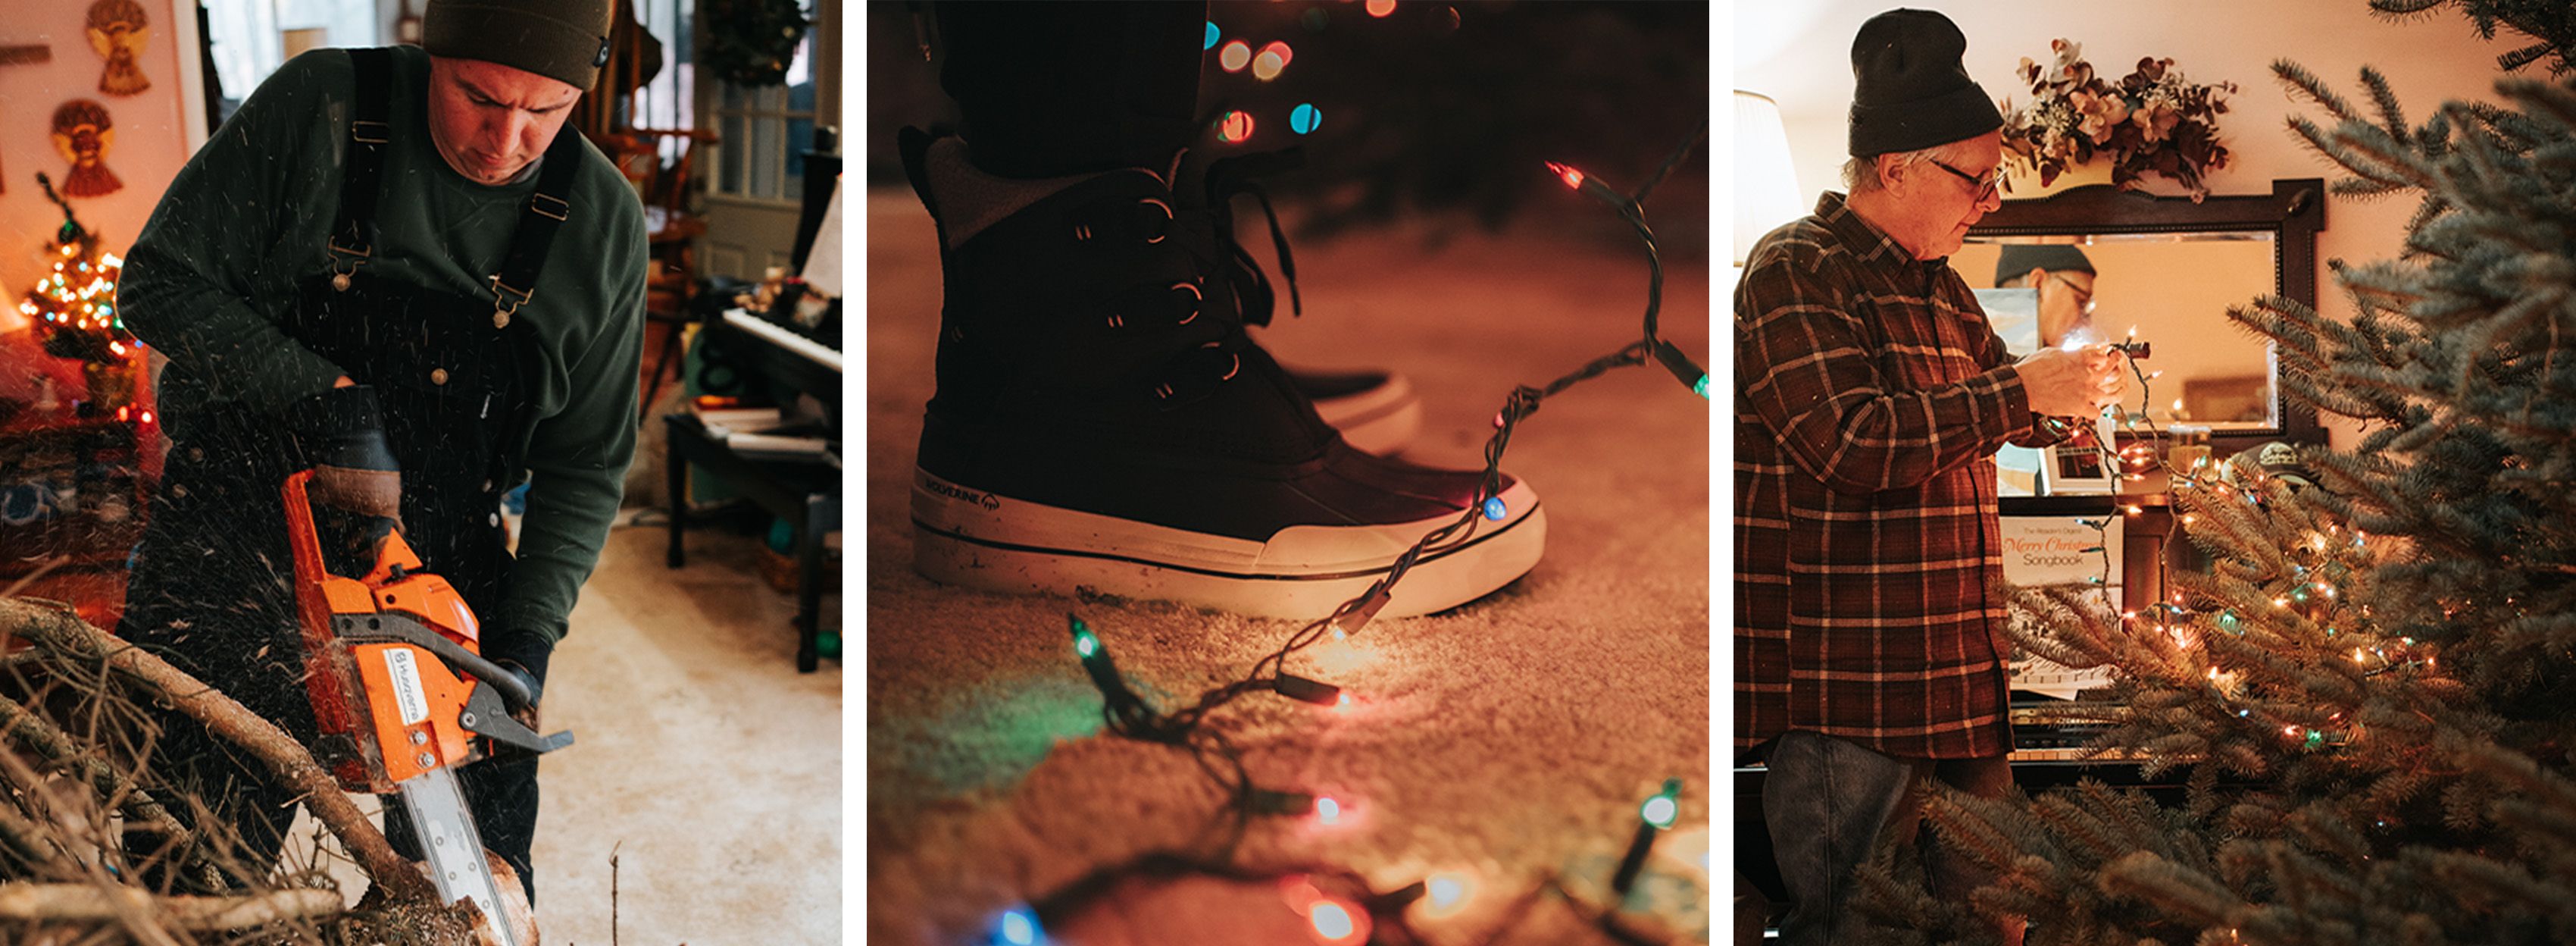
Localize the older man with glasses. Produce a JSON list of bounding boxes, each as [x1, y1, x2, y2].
[[1996, 243, 2102, 352], [1733, 8, 2124, 944]]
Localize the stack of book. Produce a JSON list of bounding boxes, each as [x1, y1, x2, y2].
[[690, 402, 837, 465]]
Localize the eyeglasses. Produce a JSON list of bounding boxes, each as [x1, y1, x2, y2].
[[1927, 158, 2001, 203], [2048, 271, 2097, 315]]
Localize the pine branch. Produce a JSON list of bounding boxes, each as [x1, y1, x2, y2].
[[0, 598, 437, 905]]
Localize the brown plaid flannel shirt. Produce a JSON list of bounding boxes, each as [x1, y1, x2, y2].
[[1734, 193, 2066, 761]]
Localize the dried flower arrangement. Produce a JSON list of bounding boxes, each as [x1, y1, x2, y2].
[[1999, 39, 2237, 199]]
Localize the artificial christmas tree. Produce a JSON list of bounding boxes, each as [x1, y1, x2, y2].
[[1854, 44, 2576, 946]]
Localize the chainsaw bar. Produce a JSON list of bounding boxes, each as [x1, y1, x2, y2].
[[400, 766, 519, 946]]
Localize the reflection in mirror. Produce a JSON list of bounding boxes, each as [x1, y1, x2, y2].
[[1960, 233, 2278, 430]]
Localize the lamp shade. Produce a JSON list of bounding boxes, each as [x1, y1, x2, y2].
[[1733, 90, 1806, 268]]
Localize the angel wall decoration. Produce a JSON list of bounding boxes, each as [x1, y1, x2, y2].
[[87, 0, 150, 96], [52, 100, 121, 197]]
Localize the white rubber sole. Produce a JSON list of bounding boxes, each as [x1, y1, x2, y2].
[[911, 467, 1545, 619], [1311, 374, 1421, 456]]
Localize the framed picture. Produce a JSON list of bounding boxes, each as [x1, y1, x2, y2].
[[2041, 412, 2119, 495]]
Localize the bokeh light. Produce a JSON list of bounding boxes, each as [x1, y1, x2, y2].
[[996, 907, 1039, 945], [1642, 794, 1677, 829], [1203, 21, 1219, 51], [1261, 40, 1294, 67], [1252, 49, 1286, 81], [1217, 110, 1255, 143], [1365, 0, 1396, 17], [1289, 103, 1322, 135], [1422, 871, 1475, 919], [1219, 39, 1252, 72], [1316, 796, 1342, 825], [1308, 901, 1369, 944]]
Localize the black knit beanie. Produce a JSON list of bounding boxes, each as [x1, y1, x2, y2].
[[1848, 8, 2003, 157], [423, 0, 614, 91], [1995, 244, 2095, 285]]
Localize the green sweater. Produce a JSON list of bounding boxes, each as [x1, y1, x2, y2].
[[121, 45, 646, 659]]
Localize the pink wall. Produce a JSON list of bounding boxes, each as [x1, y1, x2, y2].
[[0, 0, 199, 356]]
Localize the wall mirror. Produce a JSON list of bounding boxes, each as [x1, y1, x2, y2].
[[1962, 178, 2327, 454]]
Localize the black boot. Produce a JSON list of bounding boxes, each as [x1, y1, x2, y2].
[[899, 130, 1543, 619]]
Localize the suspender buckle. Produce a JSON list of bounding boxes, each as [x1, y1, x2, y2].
[[351, 120, 392, 145], [529, 193, 571, 222], [327, 238, 372, 291], [489, 274, 534, 327]]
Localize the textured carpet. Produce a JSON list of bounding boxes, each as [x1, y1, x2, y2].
[[865, 188, 1711, 945]]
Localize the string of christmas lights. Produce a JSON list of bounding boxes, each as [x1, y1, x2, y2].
[[2023, 328, 2430, 758], [1051, 120, 1710, 932], [19, 171, 139, 366], [1071, 117, 1704, 757], [983, 781, 1693, 945]]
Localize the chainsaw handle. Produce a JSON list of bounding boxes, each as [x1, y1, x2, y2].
[[333, 611, 539, 713]]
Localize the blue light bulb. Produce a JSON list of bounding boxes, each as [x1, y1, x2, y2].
[[1290, 103, 1321, 134], [1481, 496, 1506, 521], [999, 907, 1039, 945]]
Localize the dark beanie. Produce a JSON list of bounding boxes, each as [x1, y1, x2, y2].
[[1848, 8, 2004, 157], [423, 0, 614, 92], [1995, 244, 2095, 285]]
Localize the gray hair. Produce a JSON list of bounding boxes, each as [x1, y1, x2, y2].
[[1842, 140, 1981, 194]]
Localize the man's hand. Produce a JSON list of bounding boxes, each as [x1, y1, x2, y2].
[[493, 658, 543, 732], [289, 384, 404, 524], [2016, 346, 2124, 418]]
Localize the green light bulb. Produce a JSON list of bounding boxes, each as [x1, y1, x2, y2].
[[1692, 374, 1709, 399], [1070, 616, 1100, 658], [1641, 796, 1677, 829], [1640, 778, 1681, 829]]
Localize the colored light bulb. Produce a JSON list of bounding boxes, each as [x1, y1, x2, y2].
[[1290, 103, 1321, 135], [1252, 49, 1286, 81], [1543, 161, 1585, 190], [1203, 21, 1219, 50], [1219, 39, 1251, 72], [1640, 778, 1682, 829], [1481, 496, 1506, 521], [1693, 373, 1709, 399], [1365, 0, 1396, 16], [1310, 901, 1356, 938], [999, 908, 1039, 945], [1217, 110, 1255, 143], [1427, 874, 1465, 908]]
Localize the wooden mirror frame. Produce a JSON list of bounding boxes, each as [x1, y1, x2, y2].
[[1968, 177, 2328, 456]]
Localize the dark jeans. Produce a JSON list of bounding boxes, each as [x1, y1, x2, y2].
[[1762, 730, 2014, 945], [936, 2, 1205, 178]]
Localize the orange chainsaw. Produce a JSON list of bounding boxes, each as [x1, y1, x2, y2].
[[283, 469, 570, 945]]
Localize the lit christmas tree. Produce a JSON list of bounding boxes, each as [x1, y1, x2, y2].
[[1854, 43, 2576, 946], [19, 171, 135, 366]]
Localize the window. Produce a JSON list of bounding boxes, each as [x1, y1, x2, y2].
[[708, 4, 817, 204]]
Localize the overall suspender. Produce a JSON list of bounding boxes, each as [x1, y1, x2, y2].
[[325, 45, 586, 327], [326, 47, 394, 291]]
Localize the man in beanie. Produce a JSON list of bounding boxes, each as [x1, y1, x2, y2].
[[117, 0, 639, 907], [1734, 8, 2120, 943], [1996, 243, 2101, 350]]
